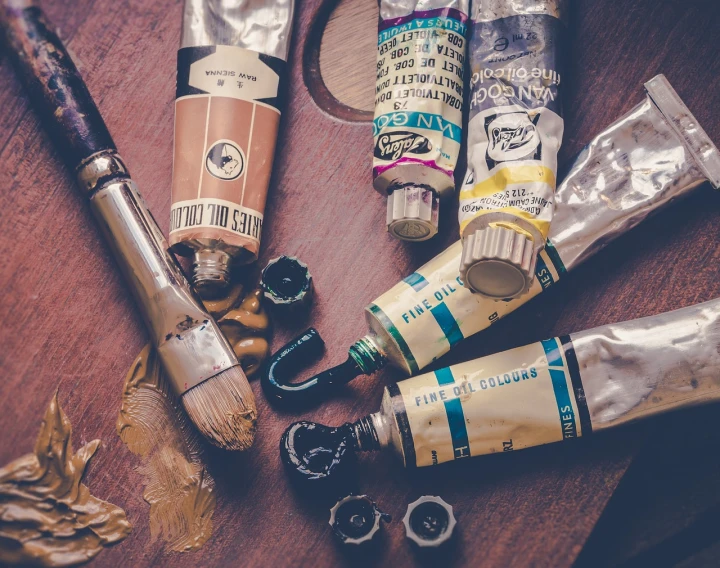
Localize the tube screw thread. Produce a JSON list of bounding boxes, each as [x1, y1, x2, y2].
[[192, 249, 232, 298], [350, 416, 381, 452], [348, 336, 386, 375]]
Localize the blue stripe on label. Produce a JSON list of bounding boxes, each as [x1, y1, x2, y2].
[[430, 303, 464, 347], [373, 111, 462, 142], [541, 338, 564, 368], [534, 253, 556, 291], [435, 366, 455, 386], [434, 368, 471, 460], [549, 369, 578, 440], [403, 272, 429, 292], [544, 238, 567, 274], [378, 16, 467, 45], [541, 338, 578, 441]]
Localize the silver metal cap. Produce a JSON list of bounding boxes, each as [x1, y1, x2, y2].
[[386, 186, 439, 241], [403, 496, 456, 548], [460, 225, 537, 299]]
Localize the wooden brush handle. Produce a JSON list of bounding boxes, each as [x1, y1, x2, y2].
[[1, 0, 116, 170]]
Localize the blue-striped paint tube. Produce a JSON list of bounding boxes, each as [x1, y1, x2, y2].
[[348, 76, 720, 378], [373, 0, 470, 241], [340, 296, 720, 467]]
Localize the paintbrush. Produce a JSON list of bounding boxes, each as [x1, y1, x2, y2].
[[0, 0, 257, 451]]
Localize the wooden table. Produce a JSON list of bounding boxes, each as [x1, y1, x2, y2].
[[1, 0, 719, 566]]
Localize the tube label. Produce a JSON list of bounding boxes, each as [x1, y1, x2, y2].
[[373, 7, 468, 192], [169, 46, 286, 261], [459, 14, 564, 238], [395, 337, 586, 467], [367, 239, 565, 373]]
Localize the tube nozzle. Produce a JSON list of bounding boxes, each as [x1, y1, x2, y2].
[[192, 249, 232, 298]]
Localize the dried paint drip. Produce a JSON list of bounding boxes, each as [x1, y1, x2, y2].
[[117, 345, 216, 553], [0, 392, 131, 567], [213, 285, 272, 378]]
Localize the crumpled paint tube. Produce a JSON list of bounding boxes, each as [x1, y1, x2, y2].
[[283, 296, 720, 473], [458, 0, 569, 298], [373, 0, 470, 241], [340, 75, 720, 379]]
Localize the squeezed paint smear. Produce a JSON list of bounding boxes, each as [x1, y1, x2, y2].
[[117, 345, 216, 553], [0, 392, 131, 567], [115, 286, 270, 553], [217, 287, 271, 378]]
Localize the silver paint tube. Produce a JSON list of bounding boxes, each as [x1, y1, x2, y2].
[[349, 296, 720, 467], [342, 75, 720, 378], [373, 0, 470, 241], [458, 0, 569, 298], [169, 0, 295, 297]]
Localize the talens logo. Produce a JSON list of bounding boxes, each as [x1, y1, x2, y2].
[[492, 123, 535, 153], [485, 112, 541, 163], [374, 132, 432, 161]]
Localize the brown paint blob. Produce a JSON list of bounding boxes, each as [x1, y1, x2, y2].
[[216, 288, 271, 378], [0, 392, 131, 567], [202, 281, 245, 320], [117, 345, 216, 553]]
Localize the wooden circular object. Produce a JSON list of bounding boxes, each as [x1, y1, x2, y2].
[[304, 0, 376, 122]]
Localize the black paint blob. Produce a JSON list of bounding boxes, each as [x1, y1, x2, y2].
[[280, 421, 358, 488], [261, 256, 313, 309]]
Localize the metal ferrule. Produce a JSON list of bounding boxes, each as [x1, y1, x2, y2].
[[574, 297, 720, 431], [78, 152, 239, 395]]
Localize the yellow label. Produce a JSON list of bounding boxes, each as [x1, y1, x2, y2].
[[367, 240, 562, 374], [396, 338, 583, 467], [458, 105, 563, 239]]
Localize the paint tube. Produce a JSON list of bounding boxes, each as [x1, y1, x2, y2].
[[348, 295, 720, 467], [345, 76, 720, 378], [169, 0, 295, 296], [373, 0, 470, 241], [457, 0, 568, 298]]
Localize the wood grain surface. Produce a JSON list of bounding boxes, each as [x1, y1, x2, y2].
[[1, 0, 719, 566]]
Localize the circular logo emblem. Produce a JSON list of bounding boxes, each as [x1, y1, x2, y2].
[[205, 140, 245, 181], [486, 113, 540, 163]]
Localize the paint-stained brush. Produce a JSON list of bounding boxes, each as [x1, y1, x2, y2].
[[0, 0, 257, 451]]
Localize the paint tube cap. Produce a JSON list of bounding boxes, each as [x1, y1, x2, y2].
[[386, 186, 439, 241], [459, 225, 537, 299], [403, 496, 456, 548], [260, 256, 313, 311], [329, 495, 391, 545]]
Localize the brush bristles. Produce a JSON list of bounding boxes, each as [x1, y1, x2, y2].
[[181, 366, 257, 451]]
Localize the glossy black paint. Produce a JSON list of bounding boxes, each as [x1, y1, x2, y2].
[[261, 328, 364, 407]]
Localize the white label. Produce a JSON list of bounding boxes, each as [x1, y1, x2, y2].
[[396, 338, 583, 467], [373, 9, 468, 181], [169, 197, 263, 243], [188, 46, 279, 102]]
